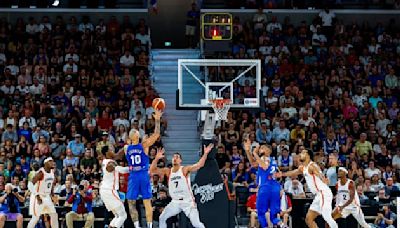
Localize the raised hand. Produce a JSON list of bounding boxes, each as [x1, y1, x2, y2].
[[156, 147, 165, 160], [153, 109, 163, 120], [252, 144, 260, 156], [204, 143, 214, 154], [243, 139, 251, 152]]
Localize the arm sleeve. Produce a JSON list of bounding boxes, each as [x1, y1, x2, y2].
[[115, 166, 130, 174]]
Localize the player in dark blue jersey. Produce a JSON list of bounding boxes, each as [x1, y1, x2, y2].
[[244, 140, 282, 228], [116, 109, 162, 228]]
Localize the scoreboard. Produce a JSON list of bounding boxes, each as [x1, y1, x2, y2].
[[201, 13, 232, 41]]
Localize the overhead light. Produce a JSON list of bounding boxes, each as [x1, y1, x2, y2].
[[52, 0, 60, 6]]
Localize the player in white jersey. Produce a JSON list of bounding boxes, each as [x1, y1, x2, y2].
[[332, 167, 370, 228], [277, 150, 338, 228], [27, 157, 59, 228], [149, 144, 214, 228], [100, 151, 130, 228]]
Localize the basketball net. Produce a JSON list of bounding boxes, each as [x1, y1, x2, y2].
[[210, 98, 231, 121]]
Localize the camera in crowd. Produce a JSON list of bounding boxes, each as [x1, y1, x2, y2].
[[75, 185, 85, 192], [78, 185, 85, 191]]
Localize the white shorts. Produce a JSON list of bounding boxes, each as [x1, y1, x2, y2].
[[185, 25, 196, 36], [29, 195, 56, 216], [100, 189, 124, 212], [165, 200, 197, 217], [341, 205, 363, 218], [309, 190, 333, 215]]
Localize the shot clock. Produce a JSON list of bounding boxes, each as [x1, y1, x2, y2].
[[201, 13, 232, 41]]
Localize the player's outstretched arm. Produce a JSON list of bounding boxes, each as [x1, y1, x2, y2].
[[243, 139, 255, 164], [142, 109, 163, 151], [277, 166, 303, 178], [116, 166, 130, 173], [114, 146, 127, 160], [150, 147, 165, 174], [183, 144, 214, 176]]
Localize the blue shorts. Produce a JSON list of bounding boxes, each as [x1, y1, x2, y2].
[[127, 171, 152, 200]]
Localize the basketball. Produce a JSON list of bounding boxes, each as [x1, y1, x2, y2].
[[152, 98, 166, 111]]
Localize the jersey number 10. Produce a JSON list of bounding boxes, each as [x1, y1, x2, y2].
[[130, 155, 142, 165]]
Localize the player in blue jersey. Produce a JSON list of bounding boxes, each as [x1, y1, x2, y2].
[[244, 139, 282, 228], [115, 109, 162, 228]]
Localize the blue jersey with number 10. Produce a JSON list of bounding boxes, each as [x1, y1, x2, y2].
[[257, 157, 279, 187], [126, 143, 149, 172]]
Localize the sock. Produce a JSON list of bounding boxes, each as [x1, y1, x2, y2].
[[134, 221, 140, 228], [147, 222, 152, 228]]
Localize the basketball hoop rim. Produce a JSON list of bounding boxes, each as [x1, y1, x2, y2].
[[209, 98, 232, 109]]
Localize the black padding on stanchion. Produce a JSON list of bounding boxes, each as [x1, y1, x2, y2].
[[191, 139, 234, 228]]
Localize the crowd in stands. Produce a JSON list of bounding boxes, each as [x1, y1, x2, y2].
[[209, 7, 399, 227], [220, 0, 400, 9], [0, 14, 171, 226]]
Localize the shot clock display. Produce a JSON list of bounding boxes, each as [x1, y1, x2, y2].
[[201, 13, 232, 41]]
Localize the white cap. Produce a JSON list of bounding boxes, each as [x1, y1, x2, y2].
[[44, 157, 53, 164], [338, 167, 348, 174]]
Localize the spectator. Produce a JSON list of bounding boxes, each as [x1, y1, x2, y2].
[[277, 148, 293, 171], [272, 120, 290, 143], [80, 149, 97, 175], [384, 177, 399, 196], [266, 16, 281, 33], [185, 3, 200, 48], [323, 131, 339, 155], [119, 50, 135, 69], [365, 161, 381, 179], [374, 205, 396, 228], [229, 145, 243, 170], [1, 125, 18, 144], [385, 68, 398, 90], [370, 174, 384, 192], [256, 122, 271, 144], [135, 27, 151, 50], [113, 111, 130, 129], [253, 7, 267, 33], [65, 184, 94, 228], [279, 190, 292, 228], [246, 191, 258, 228], [318, 7, 335, 36], [96, 132, 114, 156], [355, 133, 373, 159], [0, 183, 24, 228], [285, 178, 305, 198], [392, 148, 400, 169], [97, 111, 113, 132], [91, 187, 104, 209], [215, 145, 230, 171], [67, 134, 85, 157], [63, 149, 79, 172], [59, 180, 74, 202], [356, 185, 369, 204]]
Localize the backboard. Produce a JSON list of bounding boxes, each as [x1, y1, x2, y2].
[[177, 59, 261, 110]]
